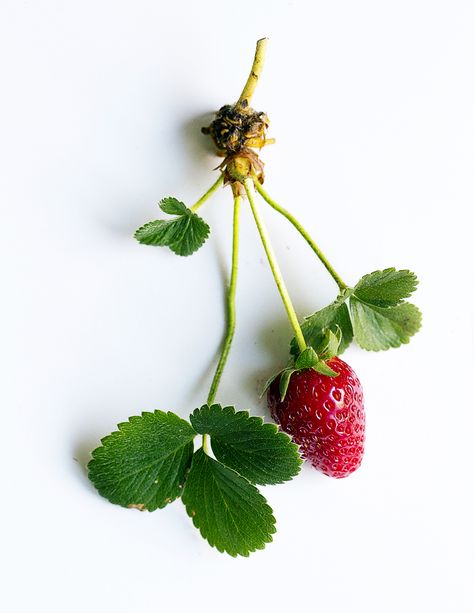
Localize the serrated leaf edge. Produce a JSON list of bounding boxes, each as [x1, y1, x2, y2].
[[134, 208, 210, 256], [87, 410, 196, 510], [191, 403, 298, 447], [349, 297, 422, 352], [158, 196, 188, 215], [182, 449, 276, 557], [354, 267, 419, 305], [189, 404, 303, 484], [89, 410, 196, 456]]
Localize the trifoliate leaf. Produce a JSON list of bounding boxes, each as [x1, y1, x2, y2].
[[134, 197, 210, 256], [189, 404, 301, 485], [349, 297, 422, 351], [88, 411, 196, 511], [291, 299, 353, 357], [182, 449, 276, 557], [354, 268, 418, 307]]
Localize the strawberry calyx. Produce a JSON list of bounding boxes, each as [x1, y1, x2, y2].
[[223, 149, 265, 193], [263, 328, 342, 401]]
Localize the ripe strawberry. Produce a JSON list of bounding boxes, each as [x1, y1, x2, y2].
[[268, 357, 365, 478]]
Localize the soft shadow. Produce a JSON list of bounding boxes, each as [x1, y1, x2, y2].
[[74, 111, 225, 484], [73, 436, 98, 470], [179, 111, 232, 405], [95, 195, 151, 238], [245, 314, 294, 419], [183, 228, 230, 405], [181, 111, 218, 162], [72, 433, 101, 491], [96, 110, 219, 238]]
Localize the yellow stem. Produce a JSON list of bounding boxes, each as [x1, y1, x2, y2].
[[237, 38, 268, 107]]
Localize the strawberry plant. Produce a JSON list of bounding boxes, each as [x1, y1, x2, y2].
[[88, 39, 421, 556]]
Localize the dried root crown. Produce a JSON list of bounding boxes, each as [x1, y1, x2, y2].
[[202, 102, 269, 154], [202, 101, 271, 185]]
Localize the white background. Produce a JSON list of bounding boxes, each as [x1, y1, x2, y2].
[[1, 1, 473, 611]]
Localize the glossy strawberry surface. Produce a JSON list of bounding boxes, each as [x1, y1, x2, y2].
[[268, 357, 365, 478]]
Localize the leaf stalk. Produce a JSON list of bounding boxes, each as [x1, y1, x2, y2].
[[206, 194, 241, 405], [191, 174, 224, 213], [244, 178, 307, 353], [252, 175, 348, 291]]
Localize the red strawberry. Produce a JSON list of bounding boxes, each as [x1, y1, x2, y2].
[[268, 357, 365, 478]]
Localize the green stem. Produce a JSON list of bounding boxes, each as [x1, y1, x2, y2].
[[244, 179, 307, 353], [191, 174, 224, 213], [252, 176, 348, 291], [206, 194, 241, 406], [237, 38, 268, 107]]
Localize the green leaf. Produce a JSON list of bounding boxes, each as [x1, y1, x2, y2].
[[190, 404, 302, 485], [88, 411, 196, 511], [291, 300, 353, 357], [159, 197, 188, 215], [134, 197, 210, 256], [354, 268, 418, 307], [182, 449, 276, 557], [349, 297, 422, 351]]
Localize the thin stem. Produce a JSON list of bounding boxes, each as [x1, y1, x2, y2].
[[252, 176, 348, 291], [244, 179, 307, 353], [191, 174, 224, 213], [237, 38, 268, 107], [202, 433, 211, 455], [206, 195, 241, 405]]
